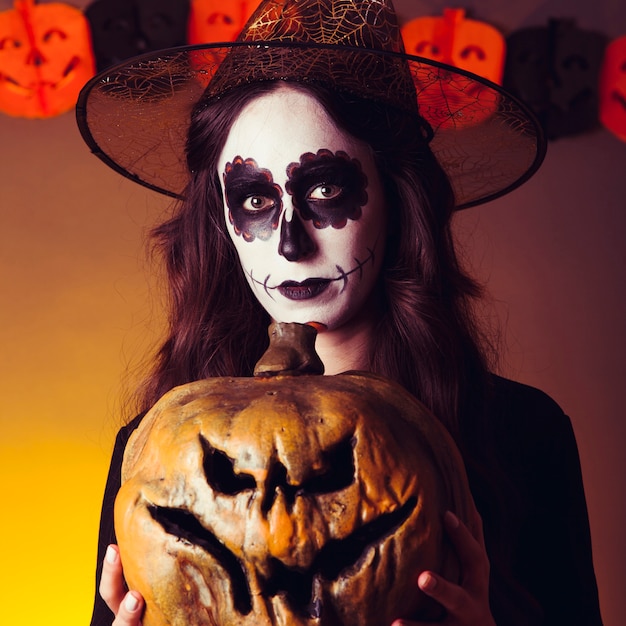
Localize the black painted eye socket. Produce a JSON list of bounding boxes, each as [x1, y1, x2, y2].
[[286, 149, 368, 229], [223, 156, 283, 241]]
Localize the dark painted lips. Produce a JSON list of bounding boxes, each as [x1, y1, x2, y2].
[[278, 278, 331, 300]]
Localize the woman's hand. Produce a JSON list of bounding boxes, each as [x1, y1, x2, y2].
[[392, 507, 496, 626], [100, 544, 144, 626]]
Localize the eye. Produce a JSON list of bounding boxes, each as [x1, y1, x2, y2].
[[242, 195, 275, 211], [146, 12, 173, 32], [208, 13, 235, 26], [415, 40, 440, 56], [42, 29, 67, 43], [308, 183, 342, 200], [0, 37, 22, 50], [459, 45, 486, 61]]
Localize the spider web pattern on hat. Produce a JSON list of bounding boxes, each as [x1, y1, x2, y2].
[[76, 0, 545, 208]]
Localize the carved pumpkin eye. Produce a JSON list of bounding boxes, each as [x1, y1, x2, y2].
[[260, 436, 356, 513], [201, 433, 356, 505], [201, 435, 256, 494]]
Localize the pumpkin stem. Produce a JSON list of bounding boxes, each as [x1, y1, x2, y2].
[[254, 322, 325, 377]]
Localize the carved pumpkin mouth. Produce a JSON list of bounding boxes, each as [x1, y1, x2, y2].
[[0, 55, 82, 95], [148, 495, 417, 619], [145, 432, 418, 618]]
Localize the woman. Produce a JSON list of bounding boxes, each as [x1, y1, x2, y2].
[[77, 1, 602, 625]]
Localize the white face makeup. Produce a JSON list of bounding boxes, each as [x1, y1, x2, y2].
[[217, 86, 386, 331]]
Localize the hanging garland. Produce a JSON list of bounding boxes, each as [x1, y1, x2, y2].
[[0, 0, 623, 143]]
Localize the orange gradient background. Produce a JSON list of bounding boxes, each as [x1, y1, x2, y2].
[[1, 1, 625, 625]]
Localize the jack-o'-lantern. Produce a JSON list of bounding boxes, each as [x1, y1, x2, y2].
[[599, 35, 626, 142], [188, 0, 257, 45], [400, 8, 504, 129], [115, 322, 474, 625], [0, 0, 94, 118], [504, 19, 607, 139], [85, 0, 190, 71]]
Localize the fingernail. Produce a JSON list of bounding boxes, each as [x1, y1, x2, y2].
[[444, 510, 459, 529], [105, 545, 118, 564], [125, 592, 140, 612], [418, 572, 437, 591]]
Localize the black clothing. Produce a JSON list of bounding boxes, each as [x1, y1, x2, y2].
[[89, 376, 603, 626]]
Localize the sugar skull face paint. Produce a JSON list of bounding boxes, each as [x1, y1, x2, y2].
[[218, 86, 387, 330], [223, 156, 283, 242]]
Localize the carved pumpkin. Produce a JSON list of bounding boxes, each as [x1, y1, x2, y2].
[[85, 0, 190, 71], [188, 0, 257, 45], [0, 0, 94, 118], [599, 35, 626, 141], [115, 323, 473, 625], [400, 8, 504, 129]]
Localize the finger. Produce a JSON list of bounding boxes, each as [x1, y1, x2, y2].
[[99, 545, 128, 613], [444, 511, 487, 580], [112, 591, 144, 626], [417, 570, 466, 616], [467, 502, 486, 549]]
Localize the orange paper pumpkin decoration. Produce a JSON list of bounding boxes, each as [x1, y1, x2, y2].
[[599, 35, 626, 141], [0, 0, 94, 118], [401, 8, 505, 129], [188, 0, 258, 45], [401, 8, 505, 84]]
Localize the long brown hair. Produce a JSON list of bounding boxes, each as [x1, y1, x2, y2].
[[138, 80, 493, 445]]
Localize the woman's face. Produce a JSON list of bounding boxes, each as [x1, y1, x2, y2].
[[217, 86, 387, 331]]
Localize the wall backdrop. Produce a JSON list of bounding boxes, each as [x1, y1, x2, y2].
[[1, 0, 624, 625]]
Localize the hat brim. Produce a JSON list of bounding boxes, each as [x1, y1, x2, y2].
[[76, 41, 546, 209]]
